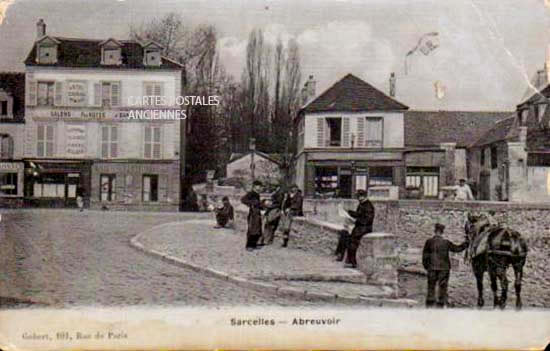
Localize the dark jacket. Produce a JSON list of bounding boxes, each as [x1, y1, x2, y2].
[[347, 199, 375, 232], [241, 191, 262, 236], [282, 192, 303, 215], [422, 235, 468, 271]]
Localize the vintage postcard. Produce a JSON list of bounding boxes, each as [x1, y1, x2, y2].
[[0, 0, 549, 349]]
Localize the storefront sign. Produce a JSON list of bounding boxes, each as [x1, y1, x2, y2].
[[67, 81, 88, 106], [65, 124, 86, 156], [0, 162, 23, 171]]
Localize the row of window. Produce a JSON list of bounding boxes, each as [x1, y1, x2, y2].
[[36, 124, 163, 159], [28, 80, 165, 108], [316, 116, 383, 148], [100, 174, 159, 202]]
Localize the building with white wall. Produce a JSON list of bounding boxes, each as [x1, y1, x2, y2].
[[294, 74, 409, 198], [22, 19, 185, 210]]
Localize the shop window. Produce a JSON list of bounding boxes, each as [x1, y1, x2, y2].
[[0, 173, 17, 195], [33, 173, 65, 198], [406, 167, 439, 198], [37, 125, 55, 157], [144, 125, 162, 159], [142, 174, 158, 202], [100, 174, 116, 202], [491, 146, 498, 169], [368, 167, 393, 186], [37, 81, 54, 106], [101, 125, 118, 158], [314, 166, 338, 197], [0, 135, 14, 159]]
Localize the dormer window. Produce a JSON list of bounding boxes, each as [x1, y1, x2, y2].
[[100, 39, 123, 66], [36, 36, 59, 64], [142, 41, 163, 66], [0, 89, 13, 118]]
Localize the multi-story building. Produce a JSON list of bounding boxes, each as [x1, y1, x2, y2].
[[0, 72, 26, 207], [23, 19, 185, 210], [469, 62, 550, 202], [294, 74, 409, 198]]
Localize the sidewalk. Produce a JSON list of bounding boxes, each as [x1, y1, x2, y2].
[[131, 218, 417, 307]]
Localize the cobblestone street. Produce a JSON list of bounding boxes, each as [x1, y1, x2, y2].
[[0, 210, 328, 308]]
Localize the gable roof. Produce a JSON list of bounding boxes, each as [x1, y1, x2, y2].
[[24, 37, 183, 70], [0, 72, 25, 123], [472, 116, 518, 147], [405, 110, 514, 148], [228, 151, 281, 166], [301, 73, 408, 113]]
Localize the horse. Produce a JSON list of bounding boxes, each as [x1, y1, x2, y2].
[[464, 212, 528, 310]]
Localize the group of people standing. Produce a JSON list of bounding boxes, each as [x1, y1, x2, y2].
[[241, 181, 303, 251]]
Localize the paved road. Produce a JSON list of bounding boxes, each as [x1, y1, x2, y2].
[[0, 210, 325, 308]]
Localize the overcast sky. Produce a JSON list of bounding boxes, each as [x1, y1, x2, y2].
[[1, 0, 549, 110]]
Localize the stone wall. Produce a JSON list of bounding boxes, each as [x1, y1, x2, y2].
[[204, 192, 550, 306]]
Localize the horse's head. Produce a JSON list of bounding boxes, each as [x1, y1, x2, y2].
[[465, 212, 489, 242]]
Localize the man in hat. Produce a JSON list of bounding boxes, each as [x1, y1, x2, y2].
[[422, 223, 469, 308], [214, 196, 234, 228], [455, 178, 474, 201], [343, 189, 375, 268], [259, 185, 285, 245], [279, 184, 302, 248], [241, 180, 264, 251]]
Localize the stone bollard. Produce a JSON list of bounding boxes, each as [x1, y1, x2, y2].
[[357, 232, 400, 295]]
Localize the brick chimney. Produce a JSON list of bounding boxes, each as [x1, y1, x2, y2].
[[36, 19, 46, 39], [306, 75, 316, 100], [389, 72, 396, 97]]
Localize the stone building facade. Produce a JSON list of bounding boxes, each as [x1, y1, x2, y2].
[[0, 73, 26, 207], [22, 19, 184, 210]]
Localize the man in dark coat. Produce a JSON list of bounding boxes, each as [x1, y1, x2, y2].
[[241, 180, 263, 251], [344, 189, 375, 268], [280, 185, 302, 248], [422, 223, 469, 308], [214, 196, 234, 228], [259, 185, 285, 245]]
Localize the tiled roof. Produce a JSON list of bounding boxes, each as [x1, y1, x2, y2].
[[405, 110, 514, 148], [302, 73, 408, 113], [0, 72, 25, 122], [472, 116, 518, 147], [24, 37, 183, 70]]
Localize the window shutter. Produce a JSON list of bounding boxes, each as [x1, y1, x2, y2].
[[357, 117, 365, 147], [46, 125, 54, 156], [93, 83, 102, 106], [316, 118, 325, 147], [111, 82, 120, 107], [144, 126, 152, 158], [342, 117, 350, 147], [111, 126, 118, 158], [324, 119, 331, 147], [54, 81, 64, 106], [144, 82, 153, 97], [27, 80, 38, 106]]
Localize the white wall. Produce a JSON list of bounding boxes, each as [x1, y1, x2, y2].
[[226, 154, 280, 179], [303, 111, 404, 149], [25, 67, 182, 160]]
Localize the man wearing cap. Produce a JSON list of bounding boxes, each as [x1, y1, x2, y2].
[[422, 223, 469, 308], [279, 184, 302, 248], [241, 180, 264, 251], [455, 179, 474, 201], [343, 189, 375, 268]]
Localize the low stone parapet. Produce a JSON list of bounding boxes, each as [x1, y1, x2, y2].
[[357, 233, 400, 293]]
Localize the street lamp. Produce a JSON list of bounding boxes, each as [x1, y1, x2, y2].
[[250, 138, 256, 181]]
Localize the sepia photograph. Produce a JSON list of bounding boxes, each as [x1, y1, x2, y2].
[[0, 0, 549, 349]]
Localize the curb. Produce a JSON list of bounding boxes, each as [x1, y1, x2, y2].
[[129, 225, 418, 307]]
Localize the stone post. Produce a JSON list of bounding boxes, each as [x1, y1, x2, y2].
[[507, 141, 528, 201], [357, 232, 400, 296], [440, 142, 457, 186]]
